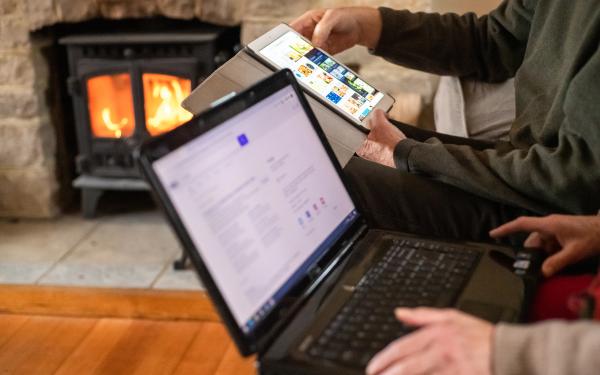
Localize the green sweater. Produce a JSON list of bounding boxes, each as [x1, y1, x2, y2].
[[374, 0, 600, 214]]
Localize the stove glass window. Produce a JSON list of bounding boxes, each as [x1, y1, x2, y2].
[[142, 73, 193, 136], [87, 73, 135, 138]]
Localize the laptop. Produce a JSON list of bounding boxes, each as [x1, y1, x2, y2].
[[137, 69, 536, 375]]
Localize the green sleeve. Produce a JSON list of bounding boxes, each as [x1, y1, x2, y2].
[[373, 0, 535, 82], [393, 48, 600, 215]]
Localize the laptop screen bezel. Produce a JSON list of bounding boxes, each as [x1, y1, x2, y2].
[[137, 69, 367, 356]]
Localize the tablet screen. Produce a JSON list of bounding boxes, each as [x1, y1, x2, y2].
[[259, 31, 385, 123]]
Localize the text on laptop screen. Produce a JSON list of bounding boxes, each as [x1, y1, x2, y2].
[[259, 31, 384, 123], [152, 85, 358, 333]]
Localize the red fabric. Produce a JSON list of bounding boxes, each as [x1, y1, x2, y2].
[[528, 274, 595, 322], [590, 278, 600, 320]]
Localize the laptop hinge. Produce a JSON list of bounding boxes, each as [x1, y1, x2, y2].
[[255, 222, 368, 354], [330, 223, 368, 266], [307, 222, 367, 283]]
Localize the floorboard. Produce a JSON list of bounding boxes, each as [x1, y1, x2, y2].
[[214, 343, 257, 375], [0, 316, 96, 374], [0, 284, 219, 321], [172, 323, 232, 375], [0, 315, 29, 349], [55, 318, 134, 375], [0, 314, 256, 375]]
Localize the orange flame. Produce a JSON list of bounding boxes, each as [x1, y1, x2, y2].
[[87, 73, 135, 138], [101, 108, 129, 138], [143, 74, 193, 136], [87, 73, 192, 138]]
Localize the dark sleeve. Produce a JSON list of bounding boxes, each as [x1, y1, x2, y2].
[[393, 48, 600, 215], [372, 0, 535, 82]]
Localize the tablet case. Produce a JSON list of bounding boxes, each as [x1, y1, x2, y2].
[[181, 48, 366, 167]]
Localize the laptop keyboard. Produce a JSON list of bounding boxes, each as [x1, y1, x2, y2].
[[306, 238, 481, 368]]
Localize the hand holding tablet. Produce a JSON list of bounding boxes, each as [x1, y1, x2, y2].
[[247, 23, 394, 131], [290, 7, 383, 54]]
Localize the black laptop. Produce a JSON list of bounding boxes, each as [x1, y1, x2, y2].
[[137, 69, 534, 375]]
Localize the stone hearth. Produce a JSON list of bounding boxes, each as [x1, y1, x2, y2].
[[0, 0, 435, 218]]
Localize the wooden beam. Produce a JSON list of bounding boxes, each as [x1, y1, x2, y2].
[[0, 285, 220, 322]]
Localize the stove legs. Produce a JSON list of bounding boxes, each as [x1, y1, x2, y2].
[[173, 251, 190, 270], [81, 188, 103, 218], [77, 177, 190, 271]]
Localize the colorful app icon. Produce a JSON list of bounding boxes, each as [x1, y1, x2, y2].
[[326, 91, 342, 104], [297, 64, 313, 77]]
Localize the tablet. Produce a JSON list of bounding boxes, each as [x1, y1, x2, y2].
[[247, 23, 395, 131]]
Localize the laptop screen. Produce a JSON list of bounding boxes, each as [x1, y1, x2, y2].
[[152, 85, 358, 334]]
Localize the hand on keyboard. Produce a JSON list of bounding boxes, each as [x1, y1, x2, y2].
[[366, 308, 493, 375], [306, 239, 480, 368]]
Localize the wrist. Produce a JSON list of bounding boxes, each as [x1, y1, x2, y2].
[[356, 7, 382, 49]]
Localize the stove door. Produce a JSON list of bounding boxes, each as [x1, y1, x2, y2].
[[142, 72, 193, 136], [140, 58, 201, 136], [87, 72, 136, 139], [71, 58, 201, 177]]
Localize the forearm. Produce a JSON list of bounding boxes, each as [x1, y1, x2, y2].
[[393, 132, 600, 215], [392, 45, 600, 216], [354, 7, 383, 50], [494, 321, 600, 375], [372, 0, 532, 82]]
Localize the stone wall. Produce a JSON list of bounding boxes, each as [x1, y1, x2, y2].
[[0, 0, 435, 218], [0, 1, 57, 218]]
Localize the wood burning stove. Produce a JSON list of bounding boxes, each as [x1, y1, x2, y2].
[[61, 28, 237, 217]]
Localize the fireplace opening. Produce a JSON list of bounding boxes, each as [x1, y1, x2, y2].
[[142, 73, 193, 136], [35, 18, 240, 218], [86, 70, 194, 139], [87, 73, 136, 138]]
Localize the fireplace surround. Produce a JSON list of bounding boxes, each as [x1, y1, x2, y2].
[[0, 0, 436, 219]]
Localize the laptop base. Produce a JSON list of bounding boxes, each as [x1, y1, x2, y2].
[[258, 230, 527, 375]]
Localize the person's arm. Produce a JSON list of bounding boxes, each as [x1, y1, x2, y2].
[[388, 47, 600, 215], [494, 321, 600, 375], [366, 308, 495, 375], [366, 309, 600, 375], [373, 0, 534, 82]]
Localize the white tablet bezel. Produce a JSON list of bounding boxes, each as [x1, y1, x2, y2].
[[247, 23, 395, 132]]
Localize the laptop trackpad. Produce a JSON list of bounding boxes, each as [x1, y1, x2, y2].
[[457, 300, 513, 323]]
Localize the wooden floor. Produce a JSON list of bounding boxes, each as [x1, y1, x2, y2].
[[0, 285, 257, 375], [0, 313, 256, 375]]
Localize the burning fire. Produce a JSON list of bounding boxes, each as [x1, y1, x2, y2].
[[87, 73, 135, 138], [100, 108, 129, 138], [143, 74, 192, 136], [87, 73, 192, 138]]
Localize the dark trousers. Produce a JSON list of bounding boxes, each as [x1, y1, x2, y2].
[[343, 120, 537, 246]]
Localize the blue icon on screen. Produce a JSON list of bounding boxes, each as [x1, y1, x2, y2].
[[237, 134, 249, 146], [326, 91, 342, 104]]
